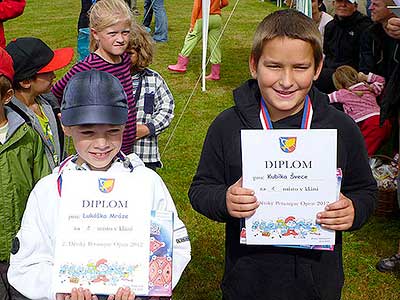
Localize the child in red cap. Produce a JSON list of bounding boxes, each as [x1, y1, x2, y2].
[[0, 47, 50, 299]]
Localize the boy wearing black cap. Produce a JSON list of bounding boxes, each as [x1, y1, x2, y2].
[[5, 37, 74, 169], [7, 70, 191, 300], [0, 48, 50, 299]]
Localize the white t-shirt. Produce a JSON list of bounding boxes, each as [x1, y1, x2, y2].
[[0, 122, 8, 144], [319, 11, 334, 42]]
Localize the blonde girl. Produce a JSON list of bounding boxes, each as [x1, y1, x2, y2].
[[52, 0, 137, 155], [329, 65, 392, 155]]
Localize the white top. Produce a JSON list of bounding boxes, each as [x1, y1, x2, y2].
[[8, 153, 191, 300], [319, 11, 333, 42], [0, 122, 8, 144]]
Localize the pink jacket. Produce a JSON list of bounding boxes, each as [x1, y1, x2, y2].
[[328, 73, 385, 123], [0, 0, 26, 48]]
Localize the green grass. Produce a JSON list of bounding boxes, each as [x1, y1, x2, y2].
[[6, 0, 400, 299]]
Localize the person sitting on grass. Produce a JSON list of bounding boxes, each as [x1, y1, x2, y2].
[[328, 65, 392, 156]]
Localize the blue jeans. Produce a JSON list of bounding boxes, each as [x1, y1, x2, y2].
[[143, 0, 168, 42]]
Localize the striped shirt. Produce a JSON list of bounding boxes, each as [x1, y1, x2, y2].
[[52, 52, 136, 154]]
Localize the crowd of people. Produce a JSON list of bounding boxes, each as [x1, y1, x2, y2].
[[0, 0, 400, 299]]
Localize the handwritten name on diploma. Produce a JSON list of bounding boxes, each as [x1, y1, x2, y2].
[[253, 172, 309, 181]]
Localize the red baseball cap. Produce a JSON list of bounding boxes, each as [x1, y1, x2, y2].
[[5, 37, 74, 82], [38, 47, 74, 74], [0, 47, 15, 82]]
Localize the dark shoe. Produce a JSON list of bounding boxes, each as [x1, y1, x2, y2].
[[376, 254, 400, 272]]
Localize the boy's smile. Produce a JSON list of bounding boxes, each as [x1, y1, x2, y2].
[[64, 124, 125, 171], [249, 37, 322, 122]]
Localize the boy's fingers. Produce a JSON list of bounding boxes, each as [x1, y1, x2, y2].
[[320, 223, 352, 231], [229, 177, 255, 195], [230, 209, 257, 219], [230, 194, 257, 205], [319, 215, 354, 230], [325, 196, 352, 211], [77, 288, 85, 300], [227, 177, 259, 218], [231, 201, 260, 212], [114, 288, 123, 300], [229, 201, 260, 218], [121, 288, 132, 300], [83, 289, 92, 300]]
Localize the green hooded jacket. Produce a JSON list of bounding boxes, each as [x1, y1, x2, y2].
[[0, 107, 51, 261]]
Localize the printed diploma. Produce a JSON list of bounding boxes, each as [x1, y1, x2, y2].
[[52, 171, 152, 295], [241, 129, 337, 246]]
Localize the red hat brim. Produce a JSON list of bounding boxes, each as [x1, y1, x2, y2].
[[38, 47, 74, 74]]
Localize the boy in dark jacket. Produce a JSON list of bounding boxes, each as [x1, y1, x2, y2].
[[189, 9, 377, 300]]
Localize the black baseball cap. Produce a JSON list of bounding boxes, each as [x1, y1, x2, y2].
[[5, 37, 74, 82], [61, 70, 128, 126]]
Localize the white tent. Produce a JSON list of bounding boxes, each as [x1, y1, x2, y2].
[[201, 0, 211, 91]]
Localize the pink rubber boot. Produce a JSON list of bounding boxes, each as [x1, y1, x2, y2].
[[205, 64, 220, 80], [168, 54, 189, 73]]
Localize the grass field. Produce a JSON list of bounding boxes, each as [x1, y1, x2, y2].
[[5, 0, 400, 299]]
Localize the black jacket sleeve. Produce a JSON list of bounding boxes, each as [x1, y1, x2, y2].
[[359, 30, 375, 74], [188, 115, 233, 223]]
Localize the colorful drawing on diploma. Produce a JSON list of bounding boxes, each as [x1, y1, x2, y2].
[[279, 137, 297, 153], [58, 258, 141, 286], [98, 178, 115, 193], [148, 211, 173, 296], [250, 216, 322, 239]]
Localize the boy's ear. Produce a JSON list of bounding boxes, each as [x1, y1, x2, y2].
[[3, 89, 14, 105], [313, 60, 324, 81], [18, 79, 32, 89], [249, 56, 258, 79], [62, 125, 72, 137]]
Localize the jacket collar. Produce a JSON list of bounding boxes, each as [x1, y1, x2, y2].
[[4, 107, 25, 142], [232, 79, 330, 129]]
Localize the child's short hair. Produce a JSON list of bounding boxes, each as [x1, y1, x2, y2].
[[0, 76, 12, 100], [128, 23, 154, 73], [89, 0, 133, 51], [332, 65, 359, 90], [251, 9, 323, 71], [61, 70, 128, 126]]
